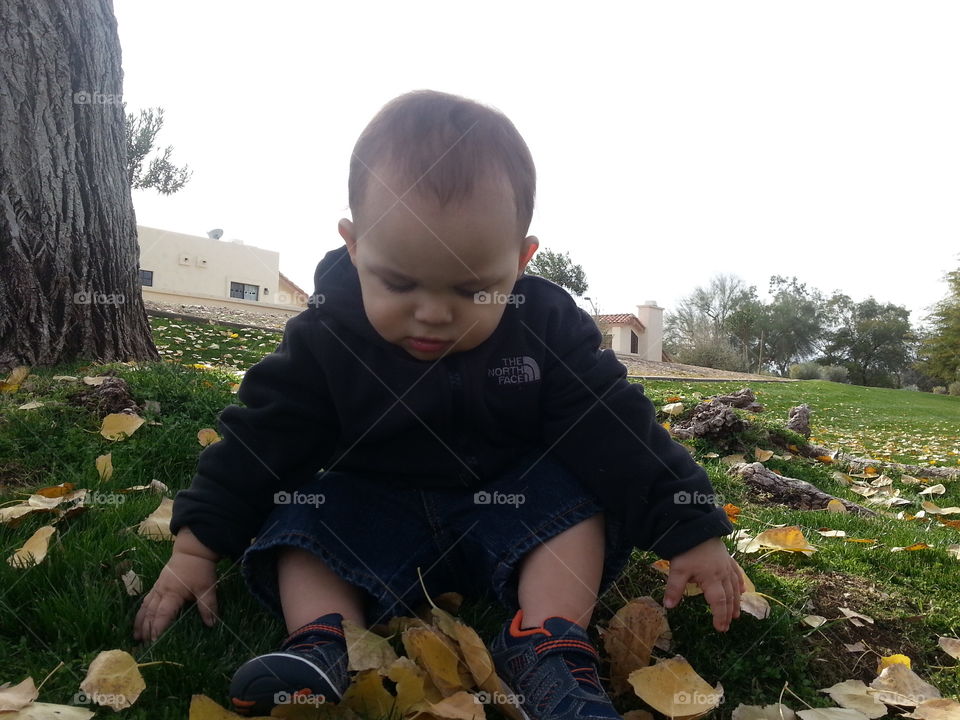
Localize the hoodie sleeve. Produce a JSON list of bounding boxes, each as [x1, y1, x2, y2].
[[537, 292, 734, 559], [169, 311, 339, 561]]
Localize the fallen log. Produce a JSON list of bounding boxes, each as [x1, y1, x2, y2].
[[803, 445, 960, 481], [731, 462, 878, 516]]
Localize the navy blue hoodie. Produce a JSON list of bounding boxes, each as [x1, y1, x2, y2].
[[169, 246, 734, 561]]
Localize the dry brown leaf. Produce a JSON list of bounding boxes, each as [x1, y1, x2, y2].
[[921, 501, 960, 515], [386, 656, 441, 713], [891, 543, 931, 552], [732, 703, 797, 720], [869, 663, 941, 707], [600, 597, 669, 695], [409, 691, 485, 720], [662, 402, 685, 416], [136, 498, 174, 541], [0, 677, 39, 712], [82, 376, 110, 386], [79, 649, 146, 711], [121, 569, 142, 596], [2, 702, 95, 718], [818, 529, 847, 537], [754, 448, 775, 462], [803, 615, 828, 628], [649, 559, 702, 596], [722, 454, 746, 466], [937, 636, 960, 660], [743, 526, 817, 555], [839, 607, 874, 628], [8, 526, 56, 568], [818, 679, 887, 718], [902, 698, 960, 720], [797, 709, 870, 720]]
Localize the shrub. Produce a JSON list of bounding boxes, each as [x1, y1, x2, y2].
[[903, 384, 919, 391], [819, 365, 849, 383], [676, 337, 746, 373], [789, 362, 822, 380], [933, 386, 948, 394], [949, 381, 960, 396]]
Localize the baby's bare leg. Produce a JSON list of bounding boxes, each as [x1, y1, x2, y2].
[[516, 513, 605, 630], [277, 547, 368, 632]]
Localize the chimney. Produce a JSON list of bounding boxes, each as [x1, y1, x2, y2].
[[635, 301, 663, 362]]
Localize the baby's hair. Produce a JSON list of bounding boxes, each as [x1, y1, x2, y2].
[[348, 89, 536, 239]]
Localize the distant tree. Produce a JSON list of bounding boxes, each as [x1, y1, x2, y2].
[[758, 276, 826, 376], [664, 274, 756, 353], [125, 106, 192, 195], [525, 248, 588, 296], [822, 295, 914, 387], [917, 265, 960, 384]]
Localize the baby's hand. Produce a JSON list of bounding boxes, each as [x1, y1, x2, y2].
[[662, 536, 745, 632]]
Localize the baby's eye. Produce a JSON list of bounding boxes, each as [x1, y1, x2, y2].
[[383, 279, 414, 293], [457, 288, 486, 299]]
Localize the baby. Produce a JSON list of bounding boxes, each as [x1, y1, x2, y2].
[[133, 89, 744, 720]]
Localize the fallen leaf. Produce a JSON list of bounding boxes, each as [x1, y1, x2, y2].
[[100, 413, 145, 441], [0, 366, 30, 393], [938, 636, 960, 660], [628, 655, 722, 718], [732, 704, 797, 720], [600, 597, 669, 695], [342, 618, 399, 672], [869, 663, 941, 707], [754, 449, 775, 462], [96, 453, 113, 482], [197, 428, 221, 447], [121, 569, 142, 596], [827, 499, 848, 513], [0, 677, 39, 712], [902, 698, 960, 720], [8, 526, 56, 568], [137, 498, 174, 541], [878, 654, 912, 672], [818, 679, 887, 718], [79, 649, 146, 711], [918, 484, 946, 496], [662, 402, 684, 416]]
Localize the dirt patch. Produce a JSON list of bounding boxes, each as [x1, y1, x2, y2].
[[614, 355, 795, 382], [765, 566, 928, 685]]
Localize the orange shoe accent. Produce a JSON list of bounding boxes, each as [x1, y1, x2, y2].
[[509, 609, 551, 637], [231, 697, 256, 707]]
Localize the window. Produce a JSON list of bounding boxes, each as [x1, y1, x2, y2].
[[230, 281, 259, 301], [139, 269, 153, 287], [630, 330, 639, 354]]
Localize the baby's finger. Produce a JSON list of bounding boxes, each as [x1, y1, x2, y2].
[[133, 592, 156, 641], [148, 592, 183, 642], [662, 566, 692, 608], [196, 585, 219, 627]]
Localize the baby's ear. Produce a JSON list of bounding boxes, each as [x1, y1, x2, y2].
[[339, 219, 357, 264], [518, 236, 539, 274]]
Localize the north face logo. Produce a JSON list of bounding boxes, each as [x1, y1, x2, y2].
[[488, 355, 541, 385]]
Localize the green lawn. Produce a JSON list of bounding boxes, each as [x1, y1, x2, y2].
[[1, 322, 959, 719]]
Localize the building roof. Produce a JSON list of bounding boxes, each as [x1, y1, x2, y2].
[[595, 313, 647, 331], [279, 271, 308, 298]]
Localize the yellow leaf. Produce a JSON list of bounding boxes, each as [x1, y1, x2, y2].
[[891, 543, 931, 552], [137, 498, 174, 541], [650, 560, 702, 596], [826, 499, 847, 513], [750, 526, 817, 556], [815, 455, 835, 464], [34, 482, 76, 498], [661, 421, 671, 431], [197, 428, 221, 447], [78, 649, 146, 711], [100, 413, 145, 441], [0, 366, 30, 393], [402, 626, 469, 696], [8, 526, 56, 568], [386, 656, 436, 714], [342, 619, 398, 672], [724, 503, 741, 523], [341, 669, 394, 719], [627, 655, 722, 717], [96, 453, 113, 482]]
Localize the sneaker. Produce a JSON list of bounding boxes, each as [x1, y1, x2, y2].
[[228, 612, 351, 716], [489, 609, 622, 720]]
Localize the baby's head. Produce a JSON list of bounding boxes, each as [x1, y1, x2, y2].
[[338, 90, 539, 361]]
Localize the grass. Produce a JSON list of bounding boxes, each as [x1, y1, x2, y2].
[[1, 318, 959, 719]]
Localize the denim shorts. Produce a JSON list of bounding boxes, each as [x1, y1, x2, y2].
[[239, 448, 635, 628]]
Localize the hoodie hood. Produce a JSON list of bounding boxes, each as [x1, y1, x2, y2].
[[308, 245, 384, 345]]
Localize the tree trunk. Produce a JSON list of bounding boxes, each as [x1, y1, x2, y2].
[[0, 0, 159, 369]]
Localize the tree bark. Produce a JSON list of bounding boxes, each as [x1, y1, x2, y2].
[[0, 0, 158, 369], [731, 462, 877, 516]]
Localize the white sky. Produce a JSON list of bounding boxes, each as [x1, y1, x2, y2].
[[113, 1, 960, 326]]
